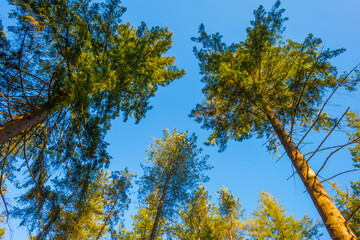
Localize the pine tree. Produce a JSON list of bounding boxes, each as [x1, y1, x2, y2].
[[0, 0, 184, 145], [138, 129, 211, 240], [245, 192, 322, 240], [116, 192, 168, 240], [19, 169, 132, 239], [217, 187, 244, 240], [191, 1, 358, 238], [170, 186, 220, 240]]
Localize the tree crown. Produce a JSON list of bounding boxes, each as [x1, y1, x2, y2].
[[191, 0, 359, 151]]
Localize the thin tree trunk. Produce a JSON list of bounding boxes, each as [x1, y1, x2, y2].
[[229, 229, 233, 240], [267, 111, 357, 240], [149, 183, 168, 240], [149, 165, 172, 240], [197, 218, 201, 240], [96, 190, 123, 240], [0, 107, 48, 145]]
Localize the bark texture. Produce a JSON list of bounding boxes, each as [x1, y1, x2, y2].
[[0, 108, 48, 145], [267, 111, 357, 240]]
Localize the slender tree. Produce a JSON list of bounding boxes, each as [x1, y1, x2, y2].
[[246, 192, 322, 240], [138, 128, 211, 240], [116, 192, 168, 240], [191, 1, 359, 239], [217, 187, 244, 240]]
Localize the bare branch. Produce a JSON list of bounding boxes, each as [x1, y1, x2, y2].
[[306, 107, 349, 163], [297, 64, 360, 147], [321, 169, 360, 183]]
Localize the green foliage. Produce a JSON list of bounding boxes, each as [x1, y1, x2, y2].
[[191, 0, 358, 151], [116, 192, 168, 240], [5, 0, 184, 122], [170, 186, 221, 240], [16, 169, 133, 239], [136, 128, 211, 239], [138, 128, 211, 217], [0, 0, 184, 237], [218, 187, 245, 239], [245, 192, 322, 240], [170, 186, 320, 240]]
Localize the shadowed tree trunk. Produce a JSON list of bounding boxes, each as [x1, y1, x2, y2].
[[149, 170, 171, 240], [0, 94, 68, 145], [0, 107, 48, 145]]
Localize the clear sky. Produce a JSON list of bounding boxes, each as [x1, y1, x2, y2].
[[1, 0, 360, 239]]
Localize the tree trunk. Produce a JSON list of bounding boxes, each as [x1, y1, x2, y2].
[[197, 218, 201, 240], [267, 111, 357, 240], [149, 185, 167, 240], [229, 229, 233, 240], [0, 94, 67, 145], [0, 107, 48, 145], [149, 165, 172, 240]]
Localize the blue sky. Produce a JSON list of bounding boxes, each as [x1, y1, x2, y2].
[[1, 0, 360, 239]]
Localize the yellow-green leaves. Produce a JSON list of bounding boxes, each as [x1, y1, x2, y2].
[[217, 187, 244, 239], [330, 111, 360, 236], [23, 15, 43, 31], [171, 186, 221, 240], [246, 192, 322, 240], [136, 128, 210, 239]]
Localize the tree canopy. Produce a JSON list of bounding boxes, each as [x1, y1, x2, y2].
[[170, 186, 321, 240], [191, 1, 358, 151], [170, 185, 221, 240], [0, 0, 359, 239], [246, 192, 322, 240]]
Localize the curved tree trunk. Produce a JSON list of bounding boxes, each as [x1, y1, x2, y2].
[[267, 111, 357, 240]]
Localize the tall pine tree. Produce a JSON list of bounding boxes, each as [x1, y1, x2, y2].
[[217, 187, 244, 240], [191, 1, 359, 238], [138, 129, 211, 240]]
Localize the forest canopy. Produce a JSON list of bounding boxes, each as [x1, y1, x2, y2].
[[0, 0, 359, 239]]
